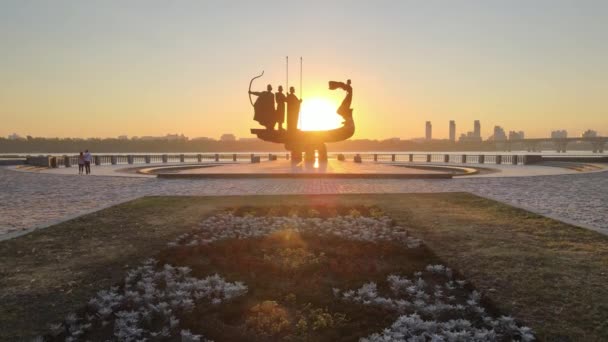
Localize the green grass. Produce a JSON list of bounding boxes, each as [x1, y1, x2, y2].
[[1, 194, 607, 341]]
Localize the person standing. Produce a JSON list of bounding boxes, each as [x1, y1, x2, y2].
[[78, 152, 85, 175], [83, 149, 92, 175], [286, 86, 302, 132], [275, 86, 286, 130]]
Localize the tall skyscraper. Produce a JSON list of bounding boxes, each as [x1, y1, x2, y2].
[[474, 120, 481, 138], [449, 120, 456, 142], [425, 121, 432, 140], [493, 126, 507, 141]]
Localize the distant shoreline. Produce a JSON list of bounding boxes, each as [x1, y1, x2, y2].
[[2, 137, 604, 155], [1, 151, 604, 157]]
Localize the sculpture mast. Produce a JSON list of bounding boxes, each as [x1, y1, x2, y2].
[[298, 57, 303, 129]]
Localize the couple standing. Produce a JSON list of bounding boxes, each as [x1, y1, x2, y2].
[[78, 150, 92, 175], [250, 85, 301, 131]]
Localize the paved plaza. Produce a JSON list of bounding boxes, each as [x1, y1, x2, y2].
[[153, 160, 454, 179], [1, 163, 607, 239]]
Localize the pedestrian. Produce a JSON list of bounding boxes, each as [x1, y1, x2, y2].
[[84, 149, 92, 175], [78, 151, 85, 175]]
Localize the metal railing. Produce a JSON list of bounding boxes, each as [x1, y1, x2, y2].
[[34, 153, 287, 168], [331, 153, 529, 165], [26, 152, 535, 168]]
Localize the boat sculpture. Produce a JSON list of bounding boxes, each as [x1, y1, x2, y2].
[[249, 75, 354, 162]]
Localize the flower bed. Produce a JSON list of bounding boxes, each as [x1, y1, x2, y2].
[[38, 206, 532, 341]]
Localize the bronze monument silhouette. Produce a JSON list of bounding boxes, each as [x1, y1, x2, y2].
[[249, 67, 354, 163], [275, 85, 286, 131]]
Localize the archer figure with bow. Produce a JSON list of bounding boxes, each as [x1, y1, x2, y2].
[[249, 57, 304, 132], [248, 58, 354, 163], [248, 72, 277, 130]]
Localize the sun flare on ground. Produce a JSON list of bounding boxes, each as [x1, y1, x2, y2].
[[298, 98, 344, 131]]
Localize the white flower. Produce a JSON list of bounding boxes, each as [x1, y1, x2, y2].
[[48, 322, 64, 336], [171, 212, 424, 249], [181, 329, 202, 342], [47, 259, 247, 340], [336, 267, 533, 341]]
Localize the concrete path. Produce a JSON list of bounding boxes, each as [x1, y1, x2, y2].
[[156, 160, 453, 179], [11, 160, 607, 178], [1, 165, 607, 239]]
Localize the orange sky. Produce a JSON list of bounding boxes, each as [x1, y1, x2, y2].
[[1, 1, 607, 140]]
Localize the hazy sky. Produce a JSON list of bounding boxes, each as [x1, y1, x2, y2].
[[1, 0, 607, 139]]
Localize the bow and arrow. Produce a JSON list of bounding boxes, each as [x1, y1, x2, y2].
[[248, 57, 302, 107], [248, 70, 264, 107]]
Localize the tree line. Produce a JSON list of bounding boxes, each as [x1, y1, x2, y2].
[[0, 137, 496, 154]]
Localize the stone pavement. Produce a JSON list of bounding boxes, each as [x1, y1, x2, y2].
[[13, 160, 608, 178], [13, 160, 607, 178], [1, 166, 607, 239], [155, 160, 454, 179]]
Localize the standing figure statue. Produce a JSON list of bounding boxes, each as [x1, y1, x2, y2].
[[250, 84, 276, 130], [286, 86, 302, 132], [249, 73, 355, 164], [275, 85, 286, 131], [329, 79, 353, 122]]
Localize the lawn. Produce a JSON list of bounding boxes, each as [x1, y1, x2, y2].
[[1, 194, 607, 341]]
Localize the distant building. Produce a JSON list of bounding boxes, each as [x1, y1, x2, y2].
[[425, 121, 432, 141], [220, 133, 236, 142], [117, 135, 129, 140], [7, 133, 24, 140], [383, 137, 401, 143], [165, 133, 188, 141], [458, 120, 482, 142], [449, 121, 456, 142], [582, 129, 598, 138], [551, 130, 568, 139], [191, 136, 215, 141], [458, 132, 482, 143], [238, 137, 259, 142], [474, 120, 481, 138], [509, 131, 525, 140], [136, 134, 188, 141], [491, 126, 507, 141]]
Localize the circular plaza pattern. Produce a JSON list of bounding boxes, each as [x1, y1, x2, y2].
[[1, 160, 607, 239]]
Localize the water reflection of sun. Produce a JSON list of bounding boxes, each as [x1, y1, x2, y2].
[[298, 98, 343, 131]]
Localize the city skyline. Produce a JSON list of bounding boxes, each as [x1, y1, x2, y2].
[[5, 119, 603, 142], [2, 2, 608, 341], [1, 1, 607, 139]]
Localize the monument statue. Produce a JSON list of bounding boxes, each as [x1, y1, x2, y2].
[[329, 79, 353, 121], [275, 85, 287, 131], [285, 86, 301, 132], [249, 68, 354, 163], [249, 82, 276, 130]]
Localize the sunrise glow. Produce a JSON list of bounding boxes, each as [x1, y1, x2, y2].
[[298, 98, 344, 131]]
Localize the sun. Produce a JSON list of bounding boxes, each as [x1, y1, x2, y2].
[[298, 98, 344, 131]]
